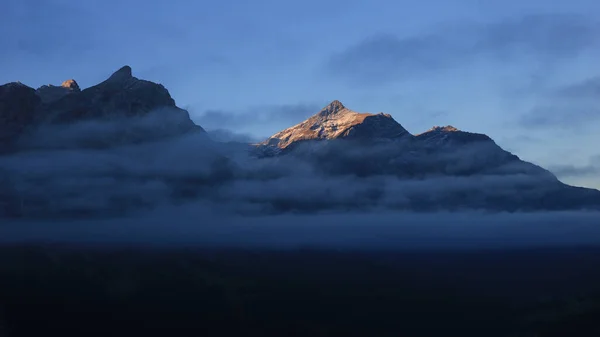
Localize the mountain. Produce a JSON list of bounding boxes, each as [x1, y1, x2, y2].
[[256, 101, 600, 211], [0, 67, 228, 218], [257, 101, 538, 173], [0, 66, 203, 152]]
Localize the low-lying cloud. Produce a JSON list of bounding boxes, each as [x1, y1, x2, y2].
[[1, 110, 598, 221], [1, 112, 600, 250], [550, 155, 600, 178], [2, 207, 600, 251]]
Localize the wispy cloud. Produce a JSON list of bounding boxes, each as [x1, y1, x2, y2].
[[549, 155, 600, 178], [195, 103, 321, 135], [324, 14, 600, 84], [521, 76, 600, 128]]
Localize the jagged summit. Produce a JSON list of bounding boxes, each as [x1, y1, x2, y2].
[[260, 102, 411, 149], [318, 100, 346, 116], [107, 65, 133, 82]]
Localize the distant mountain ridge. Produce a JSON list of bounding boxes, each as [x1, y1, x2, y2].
[[1, 68, 600, 218]]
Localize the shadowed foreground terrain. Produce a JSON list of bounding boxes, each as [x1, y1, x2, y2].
[[1, 245, 600, 337]]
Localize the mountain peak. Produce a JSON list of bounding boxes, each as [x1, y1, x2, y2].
[[106, 65, 133, 83], [430, 125, 459, 133], [61, 79, 80, 91], [318, 100, 346, 116], [260, 102, 411, 149]]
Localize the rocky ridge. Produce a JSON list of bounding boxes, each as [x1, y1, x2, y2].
[[0, 65, 203, 152]]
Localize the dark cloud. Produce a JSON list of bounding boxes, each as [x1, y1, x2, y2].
[[521, 76, 600, 128], [549, 155, 600, 178], [324, 14, 600, 84], [195, 103, 321, 131]]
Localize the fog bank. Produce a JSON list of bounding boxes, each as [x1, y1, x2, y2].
[[1, 207, 599, 250]]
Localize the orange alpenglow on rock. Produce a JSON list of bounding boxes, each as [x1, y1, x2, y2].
[[261, 100, 411, 149]]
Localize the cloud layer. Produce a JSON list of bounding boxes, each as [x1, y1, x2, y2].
[[550, 155, 600, 178], [325, 14, 600, 84], [2, 206, 600, 251], [0, 108, 599, 251], [2, 110, 597, 221]]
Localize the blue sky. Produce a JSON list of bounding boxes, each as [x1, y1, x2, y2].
[[1, 0, 600, 189]]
